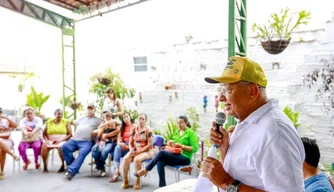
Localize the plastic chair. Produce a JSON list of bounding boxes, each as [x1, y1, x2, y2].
[[168, 153, 200, 182], [12, 148, 18, 173]]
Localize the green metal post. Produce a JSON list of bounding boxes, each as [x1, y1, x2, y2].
[[61, 24, 77, 120], [238, 0, 247, 56], [61, 30, 65, 113], [72, 22, 77, 120], [228, 0, 236, 59], [227, 0, 247, 126]]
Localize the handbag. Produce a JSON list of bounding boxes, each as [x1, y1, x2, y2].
[[165, 146, 183, 154], [22, 131, 40, 142]]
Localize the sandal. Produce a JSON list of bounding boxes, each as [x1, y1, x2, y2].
[[134, 169, 148, 177], [23, 160, 31, 170], [57, 166, 65, 173], [0, 171, 4, 180], [13, 155, 20, 161], [109, 172, 121, 182]]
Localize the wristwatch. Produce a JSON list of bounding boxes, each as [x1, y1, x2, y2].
[[226, 180, 241, 192]]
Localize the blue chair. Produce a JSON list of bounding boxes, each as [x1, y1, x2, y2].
[[141, 135, 165, 176], [129, 135, 164, 185]]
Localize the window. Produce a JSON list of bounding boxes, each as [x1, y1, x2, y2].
[[133, 57, 147, 72]]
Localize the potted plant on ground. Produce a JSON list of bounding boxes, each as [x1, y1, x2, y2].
[[252, 8, 311, 54]]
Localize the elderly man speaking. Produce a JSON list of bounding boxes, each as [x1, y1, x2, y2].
[[202, 56, 305, 192]]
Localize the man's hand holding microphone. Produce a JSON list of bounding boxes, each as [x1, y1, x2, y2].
[[201, 112, 235, 190]]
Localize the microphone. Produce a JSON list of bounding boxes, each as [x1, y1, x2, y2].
[[214, 112, 226, 148]]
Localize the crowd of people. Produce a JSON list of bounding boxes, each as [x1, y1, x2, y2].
[[0, 56, 334, 192], [0, 88, 199, 190]]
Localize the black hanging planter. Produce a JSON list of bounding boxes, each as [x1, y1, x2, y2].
[[98, 77, 111, 85], [260, 38, 290, 55], [69, 102, 81, 110]]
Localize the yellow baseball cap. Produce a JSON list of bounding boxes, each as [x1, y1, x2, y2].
[[205, 56, 267, 88]]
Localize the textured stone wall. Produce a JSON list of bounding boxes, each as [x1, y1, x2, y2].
[[108, 12, 334, 163]]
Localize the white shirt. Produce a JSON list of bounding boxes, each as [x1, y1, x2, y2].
[[223, 99, 305, 192], [19, 116, 43, 139]]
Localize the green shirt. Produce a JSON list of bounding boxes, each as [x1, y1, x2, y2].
[[172, 128, 198, 161]]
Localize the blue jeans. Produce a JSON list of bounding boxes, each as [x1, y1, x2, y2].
[[113, 144, 129, 169], [61, 139, 93, 176], [145, 150, 190, 187], [92, 142, 116, 171]]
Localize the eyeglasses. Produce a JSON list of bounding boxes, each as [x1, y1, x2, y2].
[[220, 82, 263, 96]]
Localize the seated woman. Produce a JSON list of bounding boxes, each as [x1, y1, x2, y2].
[[121, 113, 155, 190], [41, 109, 72, 173], [109, 112, 136, 182], [92, 112, 120, 177], [0, 109, 19, 179], [135, 115, 198, 187], [102, 88, 124, 120], [18, 107, 44, 170]]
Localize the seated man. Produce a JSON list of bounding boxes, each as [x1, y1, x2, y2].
[[62, 104, 103, 180], [301, 137, 333, 192]]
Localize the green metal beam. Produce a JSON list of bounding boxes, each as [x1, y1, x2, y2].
[[227, 0, 247, 126], [75, 0, 151, 22], [0, 0, 73, 29]]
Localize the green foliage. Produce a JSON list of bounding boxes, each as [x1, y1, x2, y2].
[[163, 116, 178, 142], [304, 57, 334, 113], [186, 107, 199, 132], [26, 86, 50, 115], [323, 164, 334, 177], [88, 68, 135, 110], [283, 106, 301, 128], [153, 128, 163, 136], [124, 107, 139, 122], [252, 8, 311, 40], [18, 72, 35, 92], [185, 35, 193, 43]]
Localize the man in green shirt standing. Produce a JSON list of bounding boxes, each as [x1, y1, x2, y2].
[[134, 115, 198, 187]]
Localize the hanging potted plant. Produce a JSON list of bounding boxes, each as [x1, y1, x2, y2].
[[69, 101, 81, 110], [252, 8, 311, 54], [97, 76, 111, 85], [18, 84, 23, 92]]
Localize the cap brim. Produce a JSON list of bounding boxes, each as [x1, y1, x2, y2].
[[204, 77, 239, 84]]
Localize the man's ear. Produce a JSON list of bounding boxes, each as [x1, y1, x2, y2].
[[249, 84, 260, 102]]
